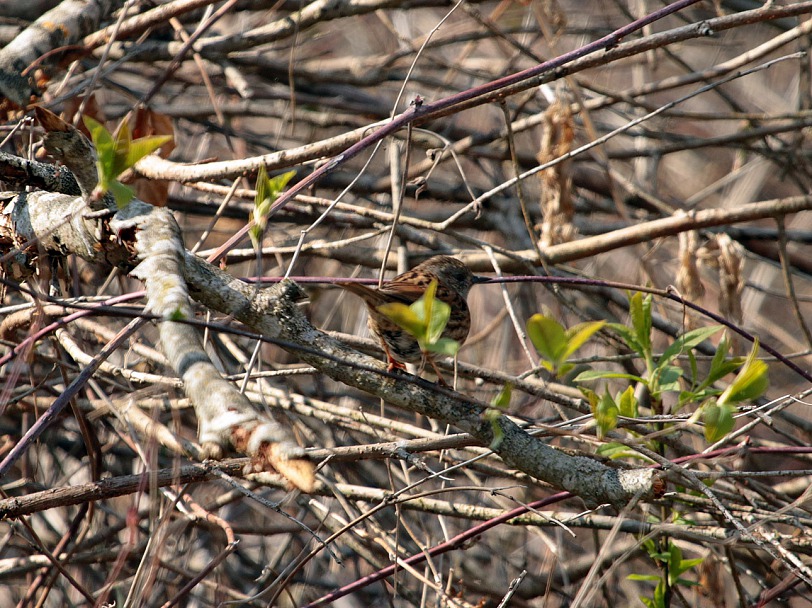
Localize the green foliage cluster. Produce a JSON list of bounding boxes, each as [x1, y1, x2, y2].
[[376, 279, 463, 358], [629, 540, 705, 608], [84, 116, 172, 208], [251, 166, 296, 248], [525, 292, 769, 605]]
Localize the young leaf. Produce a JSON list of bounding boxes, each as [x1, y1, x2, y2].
[[562, 320, 606, 360], [703, 401, 735, 443], [658, 325, 724, 368], [718, 339, 768, 407], [377, 302, 426, 340], [377, 279, 460, 357], [607, 322, 644, 356], [617, 385, 638, 418], [668, 543, 682, 572], [655, 365, 683, 394], [267, 169, 297, 195], [574, 370, 645, 384], [125, 133, 172, 170], [424, 281, 451, 344], [688, 349, 698, 390], [82, 115, 172, 208], [109, 180, 135, 209], [628, 574, 662, 582], [491, 383, 512, 409], [629, 292, 652, 357], [425, 337, 459, 357], [526, 314, 567, 364], [485, 386, 511, 449], [250, 167, 296, 248], [84, 115, 114, 189], [250, 165, 271, 248], [580, 387, 598, 409], [112, 118, 132, 177], [703, 336, 743, 387], [486, 411, 504, 450], [594, 390, 619, 439], [597, 442, 654, 462], [673, 558, 704, 581]]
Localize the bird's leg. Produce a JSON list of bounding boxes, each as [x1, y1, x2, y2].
[[424, 355, 449, 387], [382, 342, 407, 372]]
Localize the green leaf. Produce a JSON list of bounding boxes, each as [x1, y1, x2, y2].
[[628, 574, 661, 582], [112, 118, 132, 176], [675, 578, 701, 588], [424, 281, 451, 344], [580, 386, 598, 408], [377, 302, 426, 340], [268, 169, 296, 195], [706, 359, 743, 388], [167, 306, 186, 321], [425, 337, 459, 357], [668, 543, 705, 585], [641, 537, 657, 555], [527, 314, 568, 364], [574, 370, 645, 383], [82, 115, 172, 209], [251, 165, 271, 248], [658, 325, 724, 368], [653, 580, 666, 607], [594, 390, 619, 439], [718, 339, 769, 406], [491, 383, 512, 409], [703, 335, 741, 387], [562, 320, 606, 359], [483, 409, 505, 450], [418, 279, 437, 324], [252, 166, 297, 248], [84, 116, 114, 188], [255, 165, 270, 206], [607, 322, 643, 356], [109, 180, 134, 209], [703, 401, 735, 443], [489, 421, 504, 450], [675, 558, 704, 577], [377, 279, 460, 358], [125, 133, 172, 169], [617, 385, 638, 418], [678, 390, 704, 411], [655, 365, 683, 394], [629, 292, 652, 357], [249, 224, 263, 249], [596, 442, 654, 462], [668, 543, 682, 570]]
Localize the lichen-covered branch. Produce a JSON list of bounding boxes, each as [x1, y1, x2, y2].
[[0, 0, 124, 106], [0, 109, 316, 491], [183, 257, 658, 508]]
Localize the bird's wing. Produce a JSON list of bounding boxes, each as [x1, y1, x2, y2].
[[336, 282, 396, 307]]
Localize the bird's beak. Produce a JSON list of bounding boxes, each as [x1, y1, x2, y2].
[[472, 275, 490, 284]]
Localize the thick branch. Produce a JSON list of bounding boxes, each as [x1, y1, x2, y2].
[[0, 0, 124, 106], [183, 258, 657, 508]]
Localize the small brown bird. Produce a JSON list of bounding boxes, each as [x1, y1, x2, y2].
[[338, 255, 482, 379]]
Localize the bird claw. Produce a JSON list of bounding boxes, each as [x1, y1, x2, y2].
[[386, 357, 407, 373]]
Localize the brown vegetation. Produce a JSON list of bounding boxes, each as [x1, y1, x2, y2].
[[2, 0, 812, 606]]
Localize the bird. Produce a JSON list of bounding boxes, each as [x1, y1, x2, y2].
[[337, 255, 482, 382]]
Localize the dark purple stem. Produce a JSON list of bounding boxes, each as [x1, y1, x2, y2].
[[252, 272, 810, 384]]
